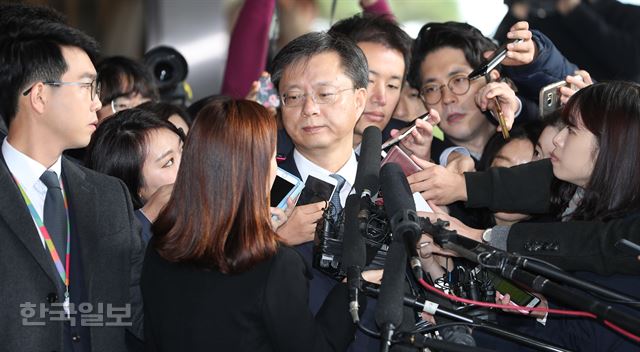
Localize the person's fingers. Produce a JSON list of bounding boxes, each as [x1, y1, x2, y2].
[[574, 69, 593, 85], [509, 20, 529, 32], [410, 154, 436, 169]]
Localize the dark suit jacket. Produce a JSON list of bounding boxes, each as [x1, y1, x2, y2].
[[142, 245, 356, 352], [0, 156, 144, 352], [464, 159, 640, 275]]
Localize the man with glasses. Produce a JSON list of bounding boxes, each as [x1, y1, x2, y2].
[[408, 22, 521, 166], [269, 31, 372, 348], [0, 7, 143, 352]]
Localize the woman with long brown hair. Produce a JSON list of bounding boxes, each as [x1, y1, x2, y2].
[[141, 97, 359, 351]]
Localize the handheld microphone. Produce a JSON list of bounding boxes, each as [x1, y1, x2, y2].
[[341, 194, 365, 323], [380, 163, 423, 279], [375, 163, 422, 351], [355, 126, 382, 231]]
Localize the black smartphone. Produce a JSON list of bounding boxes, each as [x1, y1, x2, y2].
[[296, 173, 337, 206], [270, 168, 304, 209]]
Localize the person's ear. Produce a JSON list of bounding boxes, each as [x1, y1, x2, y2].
[[489, 69, 501, 82], [29, 83, 48, 114], [354, 87, 367, 118]]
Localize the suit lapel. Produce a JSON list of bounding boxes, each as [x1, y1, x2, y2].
[[0, 154, 60, 286], [61, 158, 98, 298]]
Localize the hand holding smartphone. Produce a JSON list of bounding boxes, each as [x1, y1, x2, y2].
[[270, 168, 304, 211], [256, 75, 280, 108]]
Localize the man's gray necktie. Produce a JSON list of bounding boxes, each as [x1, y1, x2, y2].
[[329, 174, 346, 220], [40, 170, 67, 261]]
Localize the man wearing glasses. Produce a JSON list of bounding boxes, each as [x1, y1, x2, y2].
[[0, 8, 143, 352], [268, 31, 370, 346]]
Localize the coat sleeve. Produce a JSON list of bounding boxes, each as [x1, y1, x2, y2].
[[507, 216, 640, 275], [465, 159, 554, 214]]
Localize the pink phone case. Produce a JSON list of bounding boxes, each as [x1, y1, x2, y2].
[[381, 146, 422, 177]]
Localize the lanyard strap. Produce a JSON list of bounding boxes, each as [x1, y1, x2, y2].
[[13, 175, 70, 287]]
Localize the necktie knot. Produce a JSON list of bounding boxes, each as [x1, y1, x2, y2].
[[40, 170, 61, 190]]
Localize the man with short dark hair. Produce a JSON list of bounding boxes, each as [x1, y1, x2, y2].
[[0, 7, 143, 352]]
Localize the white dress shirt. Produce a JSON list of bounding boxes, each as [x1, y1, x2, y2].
[[293, 149, 358, 208], [2, 138, 62, 247]]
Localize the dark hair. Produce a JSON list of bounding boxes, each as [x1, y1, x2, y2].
[[152, 97, 279, 273], [85, 108, 183, 209], [329, 13, 412, 79], [96, 56, 159, 105], [551, 81, 640, 221], [480, 121, 543, 170], [408, 22, 498, 90], [269, 31, 369, 91], [137, 101, 192, 133], [0, 3, 66, 32], [0, 16, 99, 126]]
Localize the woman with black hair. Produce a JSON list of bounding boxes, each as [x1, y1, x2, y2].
[[85, 108, 183, 242]]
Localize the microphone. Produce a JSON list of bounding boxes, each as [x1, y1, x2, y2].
[[380, 163, 423, 279], [375, 163, 422, 351], [341, 193, 365, 323], [354, 126, 382, 231]]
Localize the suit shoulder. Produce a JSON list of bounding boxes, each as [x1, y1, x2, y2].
[[63, 157, 127, 190]]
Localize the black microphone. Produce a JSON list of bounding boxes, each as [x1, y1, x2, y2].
[[354, 126, 382, 196], [355, 126, 382, 231], [380, 162, 423, 279], [375, 163, 421, 351], [341, 193, 365, 323]]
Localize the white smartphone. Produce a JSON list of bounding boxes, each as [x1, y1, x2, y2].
[[296, 171, 338, 206], [487, 270, 541, 312], [539, 80, 568, 117], [270, 168, 304, 211]]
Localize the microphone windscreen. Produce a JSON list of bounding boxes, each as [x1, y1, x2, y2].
[[374, 238, 406, 328], [380, 162, 416, 220], [354, 126, 382, 195], [341, 194, 366, 269]]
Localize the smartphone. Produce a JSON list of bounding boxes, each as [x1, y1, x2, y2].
[[270, 168, 304, 210], [381, 146, 422, 177], [256, 75, 280, 108], [296, 171, 338, 206], [539, 81, 568, 117], [486, 270, 541, 310]]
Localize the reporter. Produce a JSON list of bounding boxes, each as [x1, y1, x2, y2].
[[428, 82, 640, 275], [85, 109, 183, 242], [142, 98, 360, 352]]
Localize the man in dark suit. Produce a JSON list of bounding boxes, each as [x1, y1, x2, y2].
[[0, 10, 143, 352]]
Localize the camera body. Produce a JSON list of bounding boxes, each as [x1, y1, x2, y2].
[[313, 198, 391, 280]]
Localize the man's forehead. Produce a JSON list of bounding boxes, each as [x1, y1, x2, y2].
[[60, 45, 97, 79], [280, 52, 349, 88]]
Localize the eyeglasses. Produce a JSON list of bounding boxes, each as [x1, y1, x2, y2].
[[419, 74, 471, 105], [280, 87, 354, 107], [22, 79, 101, 101], [110, 93, 150, 114]]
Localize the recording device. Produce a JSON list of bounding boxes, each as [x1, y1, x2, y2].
[[313, 127, 390, 280], [143, 46, 190, 106], [468, 38, 524, 82], [471, 266, 541, 309], [296, 172, 337, 206], [381, 146, 422, 177], [539, 80, 567, 117], [270, 167, 304, 210], [376, 162, 422, 352]]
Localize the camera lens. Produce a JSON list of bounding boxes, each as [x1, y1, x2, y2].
[[154, 62, 174, 82]]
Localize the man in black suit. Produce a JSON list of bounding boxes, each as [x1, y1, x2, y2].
[[0, 9, 143, 352]]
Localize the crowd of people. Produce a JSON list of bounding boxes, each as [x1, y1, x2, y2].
[[1, 1, 639, 351]]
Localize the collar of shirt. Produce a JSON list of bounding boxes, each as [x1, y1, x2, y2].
[[2, 137, 63, 219], [293, 149, 357, 207]]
